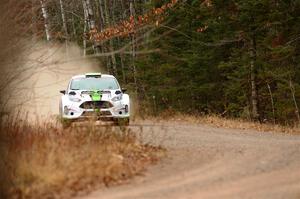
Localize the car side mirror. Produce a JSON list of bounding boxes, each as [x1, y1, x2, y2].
[[60, 90, 66, 95], [121, 88, 127, 93]]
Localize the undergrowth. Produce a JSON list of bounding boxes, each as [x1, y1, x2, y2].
[[0, 118, 165, 199]]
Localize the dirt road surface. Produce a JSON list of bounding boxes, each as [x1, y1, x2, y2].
[[78, 121, 300, 199]]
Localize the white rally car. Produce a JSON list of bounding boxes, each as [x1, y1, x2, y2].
[[59, 73, 130, 127]]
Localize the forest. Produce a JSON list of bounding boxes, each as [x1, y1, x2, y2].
[[2, 0, 300, 125]]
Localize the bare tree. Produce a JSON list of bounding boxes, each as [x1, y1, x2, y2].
[[103, 0, 117, 75], [267, 83, 276, 124], [249, 34, 259, 121], [82, 0, 100, 54], [129, 0, 138, 93], [40, 0, 51, 41], [289, 76, 300, 125], [59, 0, 68, 40]]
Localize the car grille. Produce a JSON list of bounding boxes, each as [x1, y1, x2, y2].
[[100, 111, 112, 116], [82, 111, 112, 117], [80, 101, 113, 109]]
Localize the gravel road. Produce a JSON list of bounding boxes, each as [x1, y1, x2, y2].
[[79, 121, 300, 199]]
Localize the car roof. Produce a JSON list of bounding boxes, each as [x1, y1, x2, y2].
[[71, 74, 115, 79]]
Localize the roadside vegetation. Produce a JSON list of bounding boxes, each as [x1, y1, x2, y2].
[[0, 0, 300, 198], [148, 110, 300, 134], [0, 118, 165, 199]]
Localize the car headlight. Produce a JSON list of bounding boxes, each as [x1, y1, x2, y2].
[[69, 97, 81, 102], [112, 95, 122, 102]]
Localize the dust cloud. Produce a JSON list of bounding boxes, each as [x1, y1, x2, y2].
[[3, 42, 103, 120]]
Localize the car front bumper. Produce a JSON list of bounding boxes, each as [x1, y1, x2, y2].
[[62, 101, 129, 120]]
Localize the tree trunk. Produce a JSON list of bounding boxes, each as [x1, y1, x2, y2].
[[103, 0, 117, 75], [85, 0, 96, 30], [130, 0, 138, 93], [98, 0, 105, 30], [71, 14, 77, 37], [249, 35, 259, 121], [120, 51, 127, 84], [40, 0, 51, 41], [267, 83, 276, 124], [82, 0, 88, 56], [59, 0, 69, 57], [31, 0, 38, 40], [119, 0, 127, 82], [83, 21, 87, 56], [82, 0, 100, 54], [289, 77, 300, 125], [98, 0, 111, 73], [99, 0, 110, 72], [59, 0, 68, 40]]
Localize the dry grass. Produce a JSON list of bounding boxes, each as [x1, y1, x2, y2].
[[150, 110, 300, 134], [0, 118, 165, 199], [198, 115, 300, 134]]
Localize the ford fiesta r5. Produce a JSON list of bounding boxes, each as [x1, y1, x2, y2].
[[59, 73, 130, 127]]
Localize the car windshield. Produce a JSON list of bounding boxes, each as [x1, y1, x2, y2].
[[70, 77, 119, 90]]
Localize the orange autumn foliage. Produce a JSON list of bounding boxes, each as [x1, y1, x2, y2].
[[89, 0, 178, 42]]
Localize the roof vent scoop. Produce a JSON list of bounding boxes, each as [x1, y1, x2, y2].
[[85, 73, 102, 78]]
